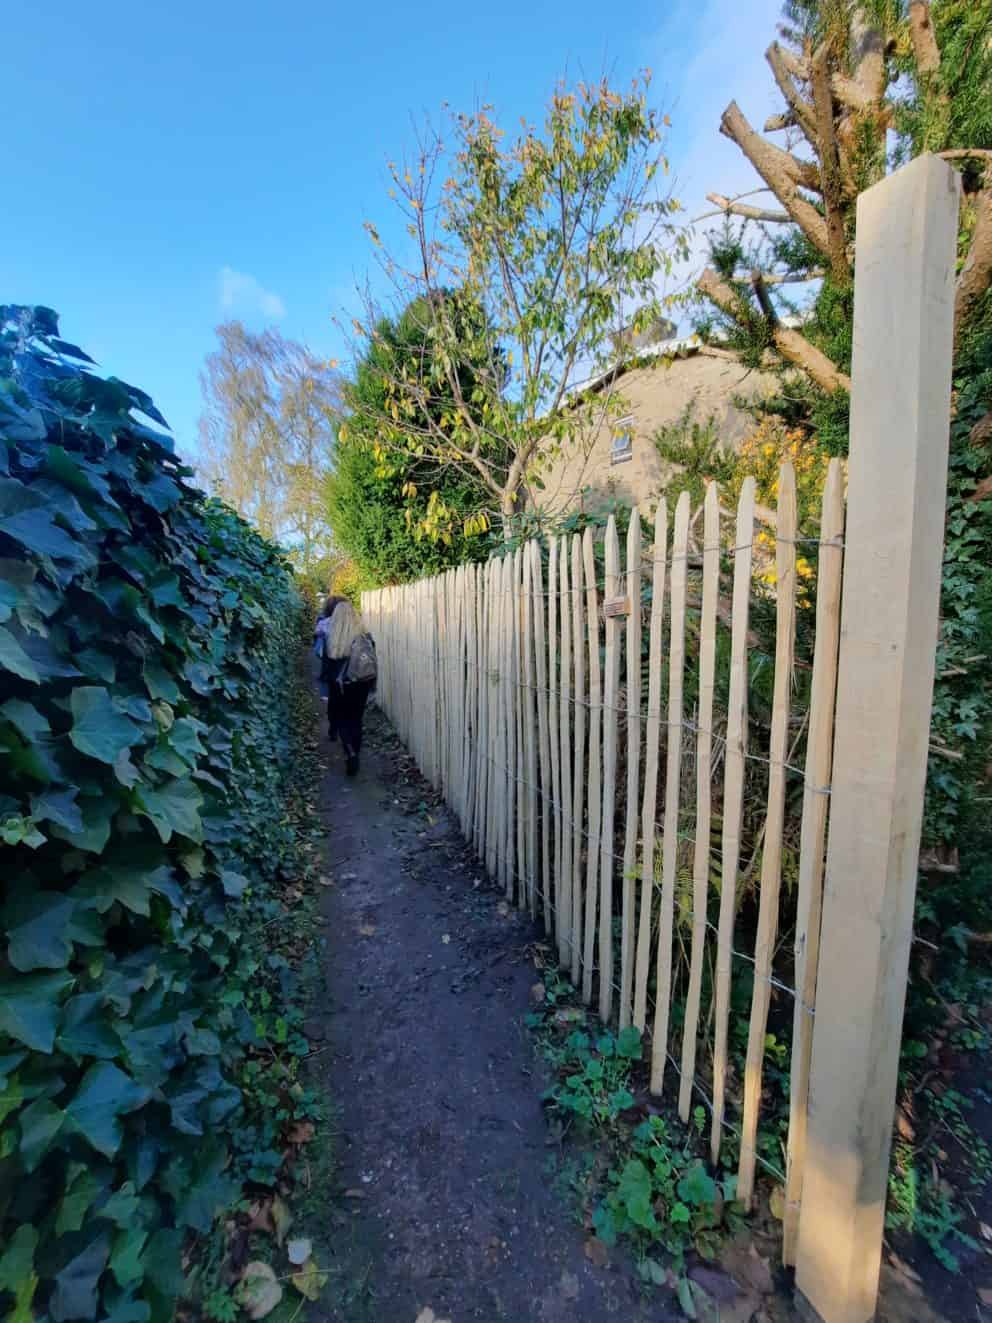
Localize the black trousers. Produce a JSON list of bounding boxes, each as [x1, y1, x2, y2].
[[326, 670, 373, 755]]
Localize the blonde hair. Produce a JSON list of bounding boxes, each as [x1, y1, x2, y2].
[[326, 600, 364, 659]]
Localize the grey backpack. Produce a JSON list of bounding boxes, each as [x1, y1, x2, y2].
[[345, 633, 377, 684]]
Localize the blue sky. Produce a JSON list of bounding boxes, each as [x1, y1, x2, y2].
[[5, 0, 781, 460]]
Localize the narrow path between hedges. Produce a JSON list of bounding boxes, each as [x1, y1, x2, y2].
[[308, 704, 681, 1323]]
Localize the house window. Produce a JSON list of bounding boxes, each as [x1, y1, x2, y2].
[[610, 418, 634, 465]]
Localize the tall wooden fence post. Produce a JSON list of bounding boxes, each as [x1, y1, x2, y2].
[[795, 154, 959, 1323]]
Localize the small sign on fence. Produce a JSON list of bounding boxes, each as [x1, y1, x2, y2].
[[603, 596, 629, 618]]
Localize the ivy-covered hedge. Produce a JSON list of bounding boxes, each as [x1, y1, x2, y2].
[[0, 307, 303, 1323]]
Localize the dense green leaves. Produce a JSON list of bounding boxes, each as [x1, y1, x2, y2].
[[0, 307, 302, 1322], [69, 688, 143, 765]]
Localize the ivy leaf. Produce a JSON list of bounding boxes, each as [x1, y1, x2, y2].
[[109, 1228, 147, 1289], [0, 478, 84, 561], [57, 994, 123, 1061], [1, 698, 50, 741], [0, 624, 41, 682], [100, 1293, 150, 1323], [184, 1027, 221, 1056], [0, 1224, 38, 1291], [221, 870, 249, 898], [0, 1072, 25, 1125], [135, 777, 203, 844], [57, 1165, 104, 1235], [75, 864, 172, 918], [0, 970, 74, 1052], [30, 785, 83, 834], [50, 793, 116, 854], [4, 890, 77, 970], [18, 1096, 65, 1171], [141, 1229, 184, 1323], [50, 1233, 111, 1322], [101, 1181, 140, 1226], [69, 687, 143, 765], [167, 717, 206, 762], [142, 662, 179, 703], [65, 1062, 150, 1158], [9, 624, 82, 680]]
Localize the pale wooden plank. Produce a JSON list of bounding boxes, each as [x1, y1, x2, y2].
[[633, 499, 668, 1032], [522, 547, 539, 915], [599, 516, 621, 1023], [650, 491, 690, 1093], [738, 463, 798, 1207], [558, 540, 573, 962], [797, 156, 957, 1323], [710, 476, 756, 1162], [678, 482, 720, 1121], [475, 563, 489, 856], [782, 458, 844, 1264], [531, 541, 553, 930], [515, 549, 527, 907], [619, 508, 642, 1030], [485, 560, 499, 880], [502, 553, 516, 896], [570, 533, 586, 985], [581, 528, 602, 1005], [547, 537, 561, 946]]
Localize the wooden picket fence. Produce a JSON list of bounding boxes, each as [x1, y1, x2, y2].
[[362, 157, 960, 1323], [363, 459, 845, 1247]]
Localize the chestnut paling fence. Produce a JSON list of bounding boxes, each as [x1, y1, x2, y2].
[[362, 154, 960, 1323], [364, 465, 842, 1241]]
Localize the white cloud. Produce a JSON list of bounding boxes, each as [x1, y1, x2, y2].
[[218, 266, 287, 320]]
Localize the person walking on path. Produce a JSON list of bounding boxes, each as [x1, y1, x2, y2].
[[321, 599, 376, 775]]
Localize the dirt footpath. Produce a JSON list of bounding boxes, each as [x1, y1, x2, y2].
[[309, 705, 679, 1323]]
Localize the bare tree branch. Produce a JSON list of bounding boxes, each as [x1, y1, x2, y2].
[[775, 39, 884, 114], [955, 189, 992, 345], [719, 102, 831, 257], [750, 270, 778, 322], [697, 267, 852, 394], [908, 1, 941, 74], [702, 192, 792, 223], [766, 42, 819, 146], [737, 267, 826, 286], [810, 42, 851, 282], [764, 111, 797, 133]]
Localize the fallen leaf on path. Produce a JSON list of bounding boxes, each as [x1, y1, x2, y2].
[[415, 1311, 451, 1323], [496, 902, 510, 917], [291, 1258, 327, 1301], [720, 1240, 773, 1296], [559, 1270, 579, 1301], [287, 1120, 315, 1145], [246, 1199, 274, 1235], [441, 933, 451, 944], [236, 1263, 282, 1320], [530, 982, 545, 1004], [343, 1188, 367, 1199], [271, 1195, 291, 1247], [584, 1237, 609, 1267], [359, 923, 376, 936], [286, 1238, 312, 1266], [318, 875, 334, 887]]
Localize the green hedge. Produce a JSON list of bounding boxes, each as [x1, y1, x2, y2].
[[0, 307, 302, 1323]]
